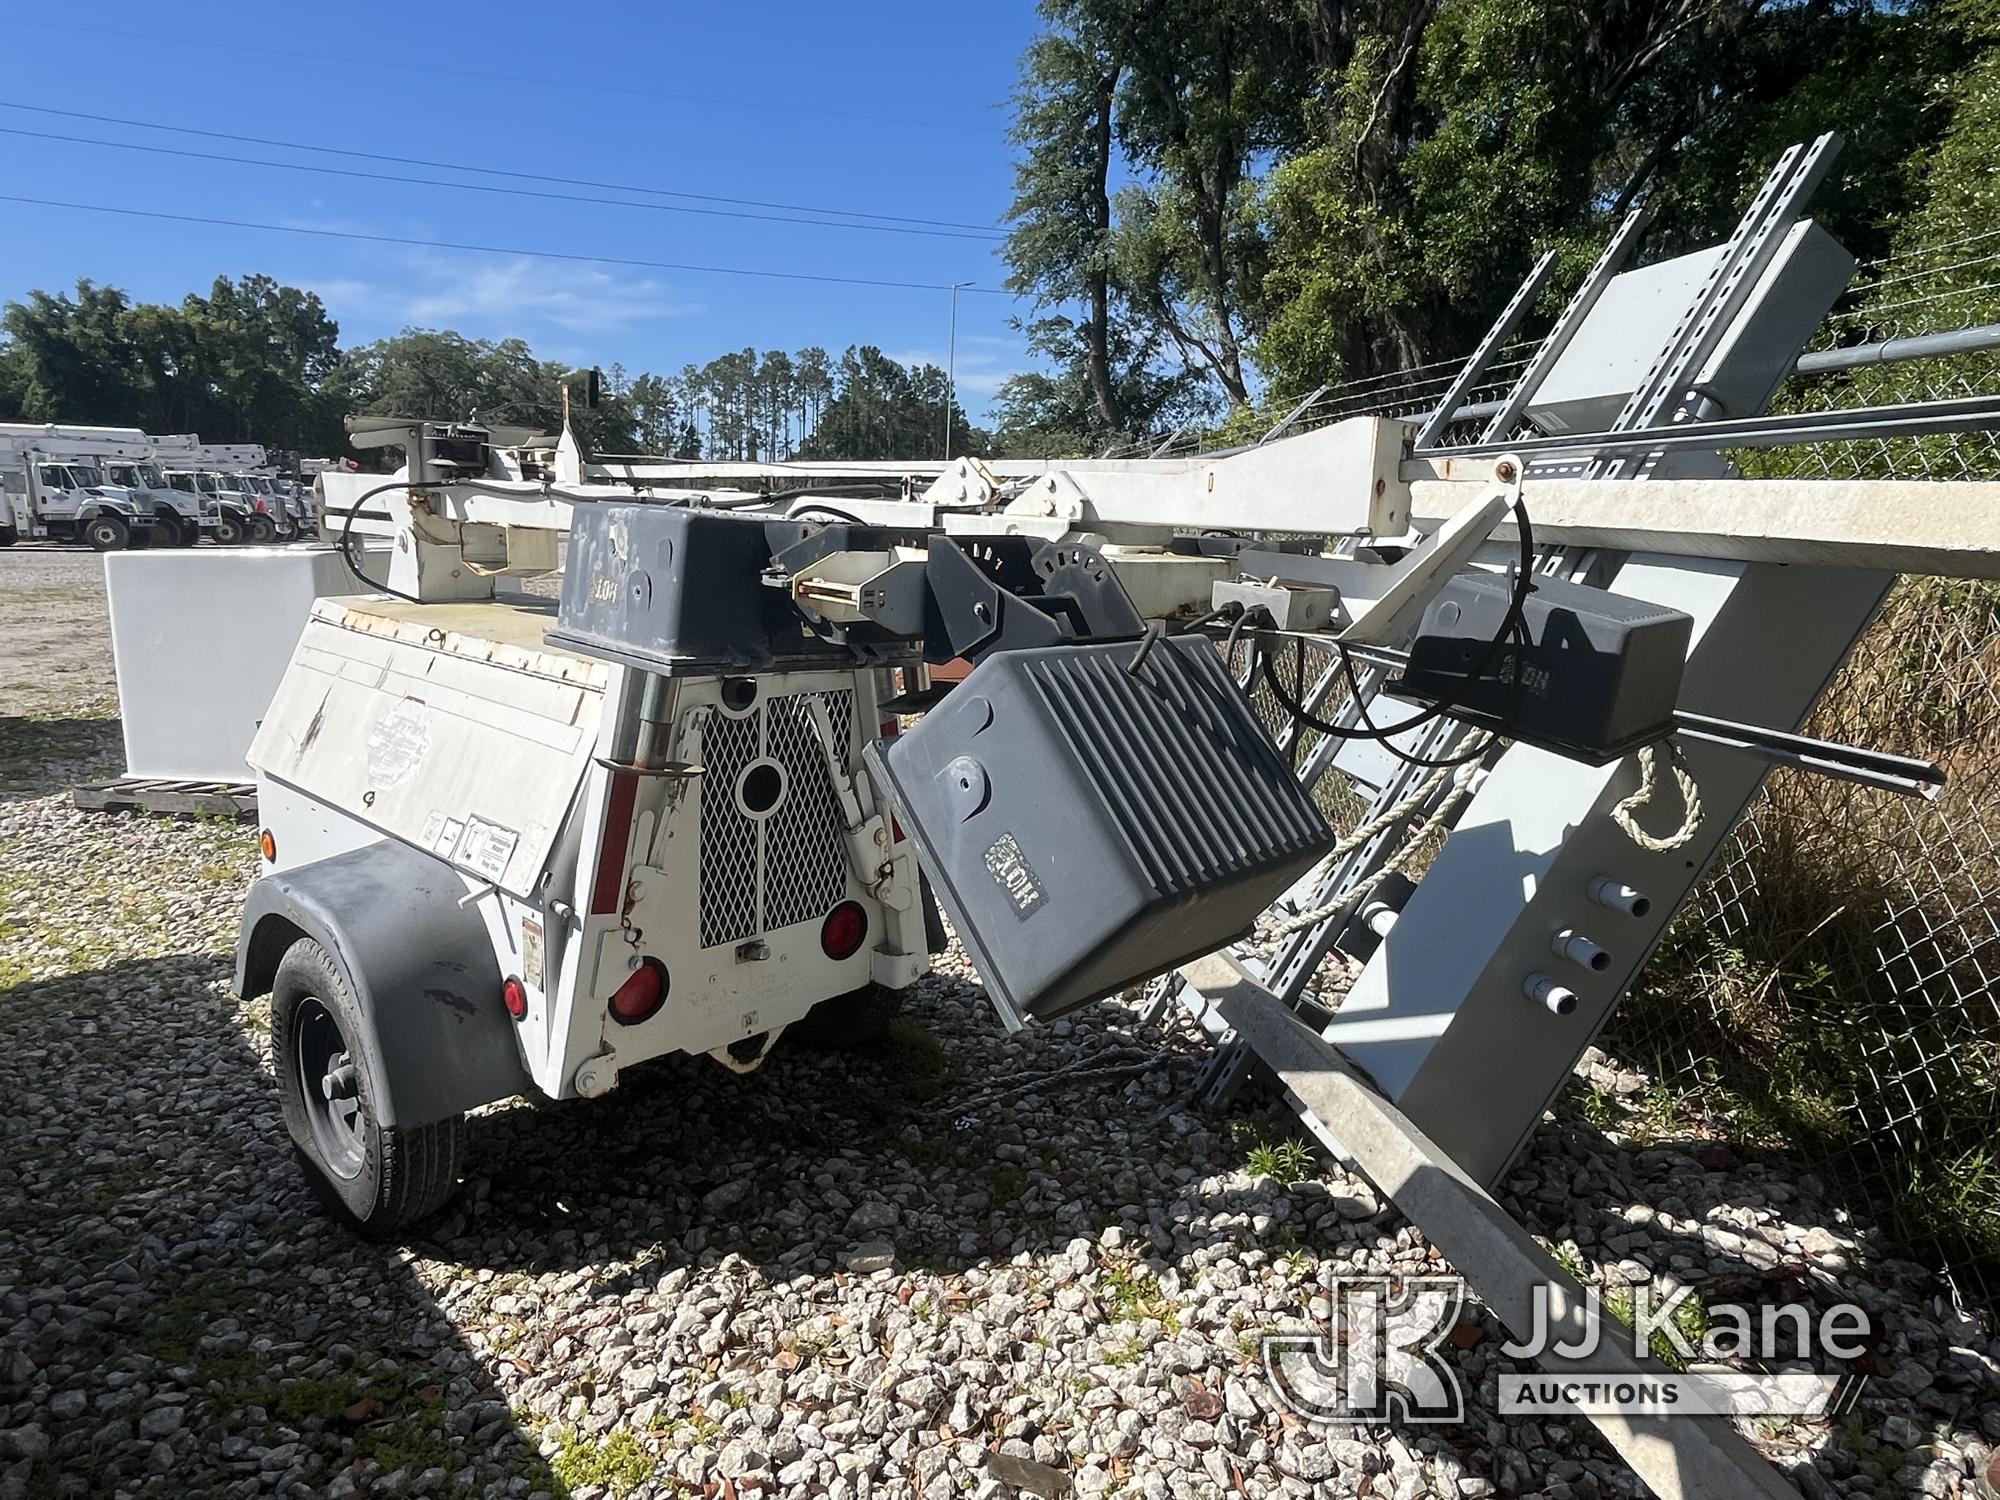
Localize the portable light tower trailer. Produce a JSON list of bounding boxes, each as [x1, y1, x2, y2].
[[236, 421, 939, 1231], [221, 136, 2000, 1500]]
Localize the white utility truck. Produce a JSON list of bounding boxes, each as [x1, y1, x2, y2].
[[241, 473, 301, 540], [152, 436, 287, 543], [0, 438, 156, 549], [0, 424, 214, 546]]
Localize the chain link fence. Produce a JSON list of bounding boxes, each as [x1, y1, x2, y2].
[[1164, 235, 2000, 1314], [1616, 239, 2000, 1317]]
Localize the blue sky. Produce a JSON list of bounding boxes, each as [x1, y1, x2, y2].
[[0, 2, 1037, 417]]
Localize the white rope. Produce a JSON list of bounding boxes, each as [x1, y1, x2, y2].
[[1272, 754, 1487, 936], [1609, 741, 1704, 852]]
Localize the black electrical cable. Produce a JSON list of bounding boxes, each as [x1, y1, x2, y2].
[[1257, 493, 1537, 745], [761, 483, 906, 503], [786, 504, 870, 525], [0, 102, 1005, 233], [335, 476, 605, 603], [1125, 619, 1168, 675], [1221, 603, 1256, 660], [336, 479, 426, 604], [0, 18, 1006, 138], [1334, 640, 1509, 768], [0, 124, 1004, 242], [0, 195, 1006, 295], [1257, 624, 1503, 769], [1176, 603, 1238, 637]]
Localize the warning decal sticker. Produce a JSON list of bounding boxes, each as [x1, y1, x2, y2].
[[456, 817, 521, 883]]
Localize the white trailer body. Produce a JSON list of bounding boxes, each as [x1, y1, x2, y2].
[[241, 590, 929, 1136]]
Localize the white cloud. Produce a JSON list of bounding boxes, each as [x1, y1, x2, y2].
[[301, 250, 701, 337], [882, 344, 1024, 398]]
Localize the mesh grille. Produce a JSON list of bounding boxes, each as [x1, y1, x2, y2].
[[697, 709, 760, 948], [696, 686, 854, 948], [763, 694, 853, 931]]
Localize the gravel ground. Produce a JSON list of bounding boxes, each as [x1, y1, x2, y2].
[[2, 549, 1997, 1500], [0, 549, 122, 803]]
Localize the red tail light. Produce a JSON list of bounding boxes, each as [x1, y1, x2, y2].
[[821, 901, 868, 961], [502, 976, 528, 1021], [608, 959, 668, 1025]]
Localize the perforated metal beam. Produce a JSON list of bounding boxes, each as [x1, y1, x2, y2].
[[1182, 951, 1801, 1500]]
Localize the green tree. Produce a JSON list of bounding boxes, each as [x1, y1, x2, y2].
[[0, 336, 26, 416], [623, 370, 680, 454], [2, 274, 345, 452], [1098, 0, 1299, 405], [1255, 0, 1962, 395], [339, 328, 637, 451], [794, 347, 834, 440], [1005, 12, 1128, 434], [2, 281, 151, 425], [799, 345, 988, 460], [993, 314, 1215, 456]]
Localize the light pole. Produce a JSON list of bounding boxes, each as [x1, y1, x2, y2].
[[944, 280, 973, 459]]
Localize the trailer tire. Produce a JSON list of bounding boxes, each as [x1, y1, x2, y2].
[[789, 981, 908, 1050], [85, 515, 130, 551], [213, 513, 245, 546], [271, 938, 463, 1236]]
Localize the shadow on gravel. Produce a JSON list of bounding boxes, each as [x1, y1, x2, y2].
[[0, 953, 567, 1499], [429, 1003, 1028, 1285], [0, 714, 123, 804]]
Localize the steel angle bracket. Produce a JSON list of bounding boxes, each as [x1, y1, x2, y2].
[[1228, 455, 1522, 647], [1185, 952, 1803, 1500]]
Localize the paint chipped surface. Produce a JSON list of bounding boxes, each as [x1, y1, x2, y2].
[[366, 697, 432, 789]]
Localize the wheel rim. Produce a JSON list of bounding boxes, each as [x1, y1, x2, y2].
[[294, 997, 367, 1179], [91, 521, 118, 546]]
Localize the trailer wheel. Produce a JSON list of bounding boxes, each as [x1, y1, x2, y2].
[[85, 515, 130, 551], [246, 514, 276, 544], [271, 938, 463, 1235], [789, 981, 908, 1050], [212, 513, 245, 546]]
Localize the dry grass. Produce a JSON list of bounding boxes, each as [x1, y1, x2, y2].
[[1612, 577, 2000, 1305]]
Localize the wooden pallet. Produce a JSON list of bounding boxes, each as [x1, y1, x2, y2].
[[73, 778, 258, 820]]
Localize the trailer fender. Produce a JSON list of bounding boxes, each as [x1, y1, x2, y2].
[[236, 840, 529, 1128]]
